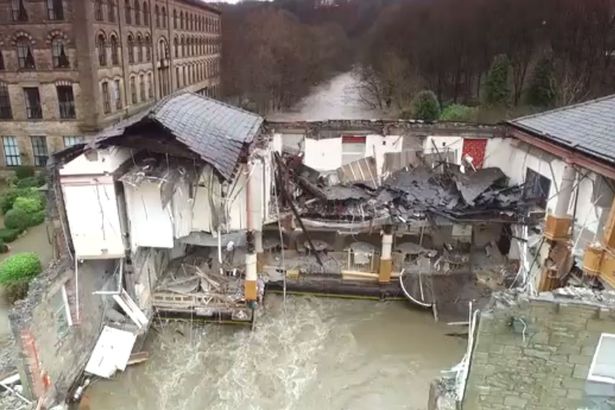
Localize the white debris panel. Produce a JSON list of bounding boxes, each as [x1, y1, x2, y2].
[[85, 326, 137, 379]]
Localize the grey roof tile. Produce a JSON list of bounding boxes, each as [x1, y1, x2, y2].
[[509, 95, 615, 164], [149, 92, 264, 180]]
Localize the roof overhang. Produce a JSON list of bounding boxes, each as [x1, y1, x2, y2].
[[507, 124, 615, 181]]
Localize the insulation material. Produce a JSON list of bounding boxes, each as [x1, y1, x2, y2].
[[226, 165, 248, 231], [192, 165, 223, 233], [61, 177, 125, 259], [85, 326, 137, 378], [171, 177, 193, 239], [304, 138, 343, 171], [124, 181, 174, 249]]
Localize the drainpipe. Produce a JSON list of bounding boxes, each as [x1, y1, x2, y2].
[[378, 224, 393, 284]]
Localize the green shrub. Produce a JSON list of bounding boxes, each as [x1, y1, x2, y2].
[[15, 175, 46, 189], [28, 211, 45, 227], [4, 208, 30, 231], [13, 196, 44, 214], [0, 188, 46, 215], [0, 228, 22, 243], [15, 166, 35, 180], [440, 104, 478, 122], [412, 90, 441, 122], [0, 252, 42, 286]]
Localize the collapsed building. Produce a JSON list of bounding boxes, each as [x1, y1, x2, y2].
[[6, 93, 615, 408]]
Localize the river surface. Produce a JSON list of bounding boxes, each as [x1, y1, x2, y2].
[[88, 296, 464, 410]]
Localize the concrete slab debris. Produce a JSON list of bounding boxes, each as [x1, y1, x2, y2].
[[84, 326, 137, 379]]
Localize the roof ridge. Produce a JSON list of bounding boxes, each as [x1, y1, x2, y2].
[[510, 93, 615, 123], [185, 92, 264, 121]]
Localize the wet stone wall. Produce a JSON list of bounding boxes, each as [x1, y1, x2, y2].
[[464, 290, 615, 410]]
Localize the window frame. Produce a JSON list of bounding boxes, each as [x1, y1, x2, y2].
[[97, 34, 107, 66], [30, 136, 48, 168], [139, 74, 145, 102], [130, 76, 137, 104], [110, 35, 120, 65], [0, 84, 12, 120], [114, 79, 122, 110], [63, 136, 84, 148], [94, 0, 103, 21], [17, 38, 35, 70], [101, 81, 111, 114], [588, 333, 615, 385], [52, 38, 70, 68], [56, 85, 76, 119], [47, 0, 64, 20], [127, 34, 135, 64], [12, 0, 28, 22], [108, 0, 116, 22], [23, 87, 42, 119], [2, 136, 21, 167]]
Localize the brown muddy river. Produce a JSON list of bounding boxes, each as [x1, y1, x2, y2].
[[88, 296, 464, 410]]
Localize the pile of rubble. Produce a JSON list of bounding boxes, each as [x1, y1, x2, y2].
[[284, 155, 539, 226]]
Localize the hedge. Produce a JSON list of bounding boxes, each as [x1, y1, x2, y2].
[[15, 175, 46, 189], [4, 208, 30, 231], [0, 228, 22, 243], [13, 196, 44, 214], [29, 211, 45, 227], [0, 252, 42, 286], [0, 188, 46, 215]]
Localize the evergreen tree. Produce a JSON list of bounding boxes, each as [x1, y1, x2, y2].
[[526, 57, 557, 107], [412, 90, 441, 121], [482, 54, 511, 106]]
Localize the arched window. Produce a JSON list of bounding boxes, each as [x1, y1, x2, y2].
[[125, 0, 132, 24], [148, 73, 153, 99], [51, 37, 69, 68], [145, 34, 151, 61], [159, 38, 168, 60], [134, 1, 140, 25], [180, 11, 184, 30], [155, 5, 160, 28], [127, 34, 134, 63], [143, 2, 149, 25], [161, 7, 166, 28], [96, 34, 106, 66], [136, 34, 143, 63], [108, 0, 116, 22], [180, 36, 184, 57], [174, 36, 179, 58], [110, 35, 120, 65], [95, 0, 103, 21], [130, 76, 137, 104], [173, 9, 177, 29]]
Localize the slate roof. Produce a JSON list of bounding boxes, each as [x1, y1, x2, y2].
[[509, 94, 615, 164], [149, 93, 264, 180]]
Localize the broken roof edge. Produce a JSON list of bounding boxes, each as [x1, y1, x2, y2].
[[488, 286, 615, 311]]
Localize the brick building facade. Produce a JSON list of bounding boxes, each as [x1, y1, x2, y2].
[[0, 0, 221, 169]]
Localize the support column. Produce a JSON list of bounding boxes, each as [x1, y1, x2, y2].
[[245, 231, 258, 302], [539, 164, 577, 291], [379, 225, 393, 284]]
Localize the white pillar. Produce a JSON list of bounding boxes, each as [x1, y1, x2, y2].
[[555, 164, 577, 217]]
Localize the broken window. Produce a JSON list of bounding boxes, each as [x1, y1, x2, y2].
[[342, 135, 366, 165], [52, 287, 69, 336], [524, 168, 551, 209], [588, 333, 615, 384]]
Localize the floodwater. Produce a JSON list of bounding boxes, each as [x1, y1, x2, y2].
[[88, 296, 464, 410], [267, 71, 385, 121]]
